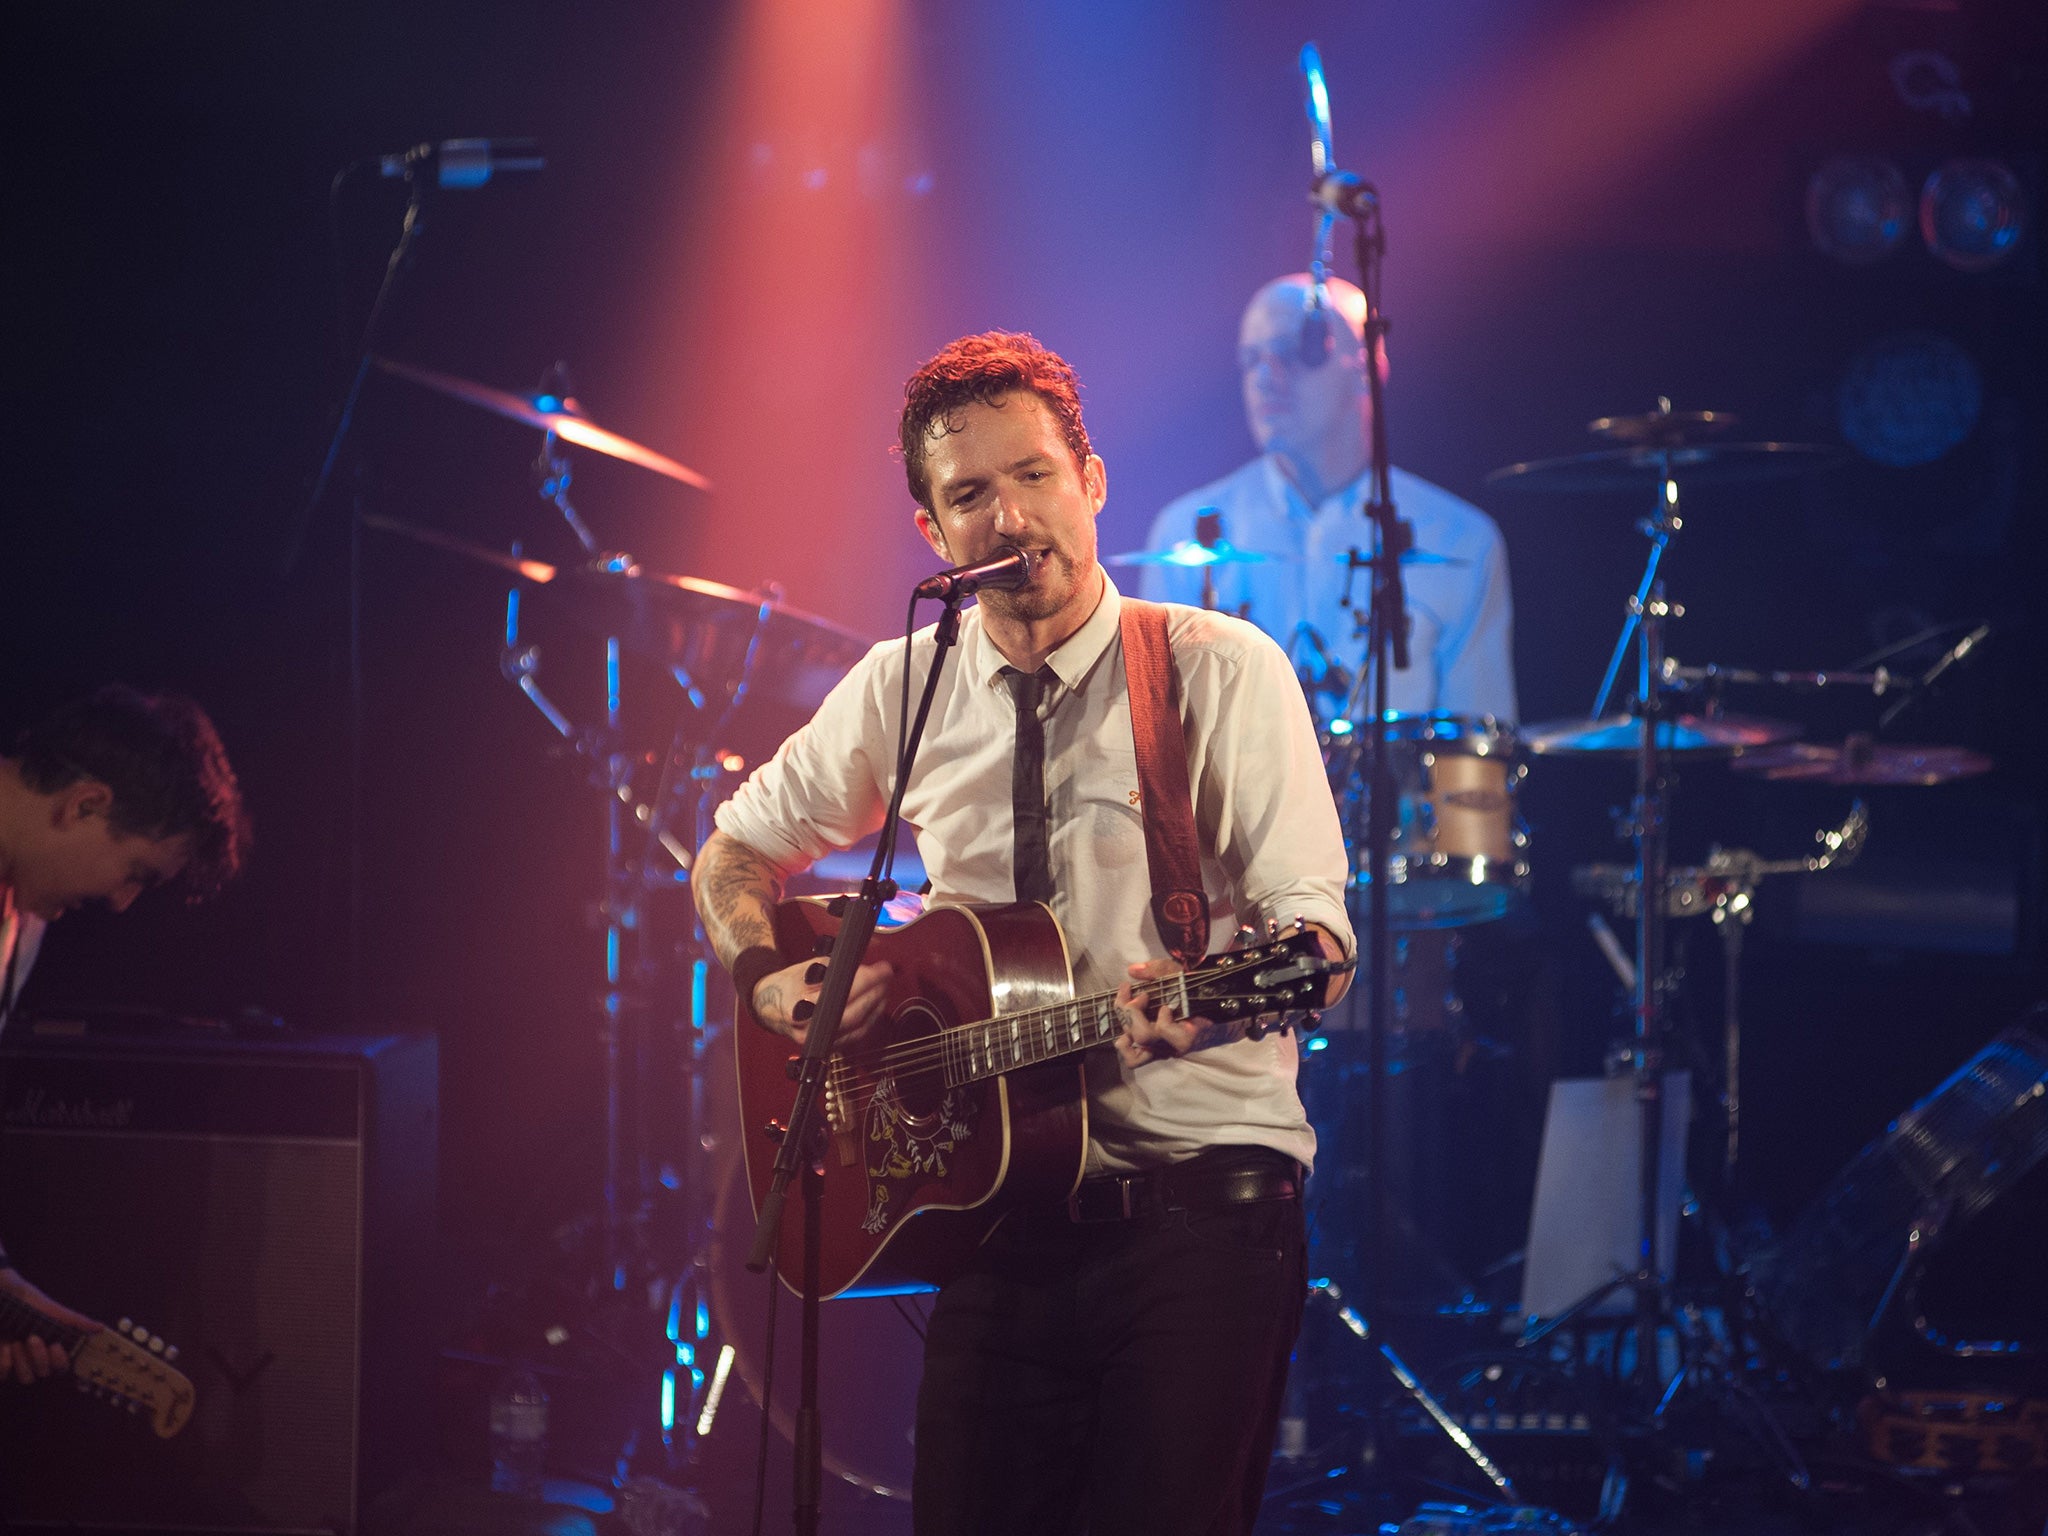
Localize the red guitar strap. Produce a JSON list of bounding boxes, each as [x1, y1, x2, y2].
[[1118, 598, 1211, 970]]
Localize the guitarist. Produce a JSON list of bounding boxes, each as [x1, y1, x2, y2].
[[0, 685, 249, 1382], [696, 333, 1352, 1536]]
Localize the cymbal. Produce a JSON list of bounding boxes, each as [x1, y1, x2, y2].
[[1105, 541, 1290, 568], [375, 357, 713, 491], [1103, 544, 1467, 569], [1485, 441, 1837, 493], [1523, 712, 1801, 756], [1587, 406, 1738, 447], [1729, 739, 1993, 786], [363, 514, 866, 714]]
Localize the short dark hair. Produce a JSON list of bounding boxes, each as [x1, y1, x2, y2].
[[13, 686, 250, 900], [897, 331, 1093, 511]]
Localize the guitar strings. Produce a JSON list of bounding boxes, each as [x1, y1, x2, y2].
[[823, 948, 1303, 1090]]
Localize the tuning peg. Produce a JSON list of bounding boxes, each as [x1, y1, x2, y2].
[[164, 1345, 179, 1362], [148, 1336, 164, 1353], [117, 1318, 133, 1334]]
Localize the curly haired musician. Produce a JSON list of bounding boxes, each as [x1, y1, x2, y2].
[[0, 685, 248, 1383], [696, 332, 1353, 1535]]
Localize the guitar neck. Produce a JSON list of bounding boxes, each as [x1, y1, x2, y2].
[[940, 973, 1192, 1086], [0, 1288, 92, 1353]]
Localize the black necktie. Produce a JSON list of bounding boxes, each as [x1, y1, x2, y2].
[[1003, 666, 1056, 905]]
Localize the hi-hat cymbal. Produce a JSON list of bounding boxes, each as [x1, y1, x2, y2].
[[1729, 739, 1993, 786], [1523, 712, 1801, 756], [375, 357, 713, 491], [1485, 441, 1837, 493], [1105, 541, 1290, 568], [363, 514, 865, 714]]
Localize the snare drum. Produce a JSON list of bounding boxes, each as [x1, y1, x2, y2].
[[1335, 712, 1529, 929]]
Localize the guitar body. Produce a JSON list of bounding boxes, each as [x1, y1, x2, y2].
[[735, 899, 1086, 1299]]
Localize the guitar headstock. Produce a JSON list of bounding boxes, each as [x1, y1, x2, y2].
[[72, 1318, 196, 1438], [1184, 918, 1351, 1039]]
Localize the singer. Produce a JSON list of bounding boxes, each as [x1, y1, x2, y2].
[[694, 331, 1353, 1535]]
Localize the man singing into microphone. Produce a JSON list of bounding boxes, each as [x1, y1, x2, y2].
[[1143, 274, 1517, 721], [695, 331, 1352, 1534]]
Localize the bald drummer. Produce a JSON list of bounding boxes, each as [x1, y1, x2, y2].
[[1141, 273, 1517, 721]]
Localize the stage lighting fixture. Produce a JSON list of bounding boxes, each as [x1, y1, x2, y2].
[[1920, 157, 2028, 272], [1806, 155, 1911, 264], [1837, 329, 1982, 467]]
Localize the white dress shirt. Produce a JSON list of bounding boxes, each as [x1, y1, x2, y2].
[[1143, 456, 1519, 721], [715, 574, 1352, 1173]]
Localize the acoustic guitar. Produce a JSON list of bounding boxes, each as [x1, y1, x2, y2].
[[733, 898, 1342, 1299], [0, 1287, 196, 1437]]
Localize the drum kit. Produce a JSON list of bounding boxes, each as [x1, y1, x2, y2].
[[358, 346, 1998, 1510]]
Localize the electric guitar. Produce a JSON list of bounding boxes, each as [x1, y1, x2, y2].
[[733, 898, 1343, 1299], [0, 1287, 196, 1437]]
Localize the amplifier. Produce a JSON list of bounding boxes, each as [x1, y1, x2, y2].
[[0, 1031, 436, 1534]]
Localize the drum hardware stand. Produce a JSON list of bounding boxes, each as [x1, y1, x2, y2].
[[745, 581, 964, 1536], [1519, 459, 1825, 1500], [1572, 803, 1868, 1181], [493, 397, 781, 1480]]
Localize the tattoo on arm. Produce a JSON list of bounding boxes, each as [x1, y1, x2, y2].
[[696, 831, 787, 971]]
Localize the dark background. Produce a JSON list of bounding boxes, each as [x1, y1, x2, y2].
[[4, 0, 2044, 1317]]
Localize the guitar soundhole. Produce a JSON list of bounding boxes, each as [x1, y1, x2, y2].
[[874, 1000, 953, 1125]]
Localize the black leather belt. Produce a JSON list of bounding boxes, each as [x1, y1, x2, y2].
[[1065, 1148, 1301, 1224]]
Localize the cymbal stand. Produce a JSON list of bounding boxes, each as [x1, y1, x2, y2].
[[1523, 471, 1816, 1495], [1524, 456, 1685, 1380]]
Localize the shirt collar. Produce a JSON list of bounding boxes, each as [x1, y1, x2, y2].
[[965, 568, 1124, 692], [1260, 452, 1372, 518]]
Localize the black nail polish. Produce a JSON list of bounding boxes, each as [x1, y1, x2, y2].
[[792, 1000, 815, 1023], [805, 962, 828, 985]]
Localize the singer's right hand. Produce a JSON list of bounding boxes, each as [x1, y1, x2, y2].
[[749, 958, 893, 1050]]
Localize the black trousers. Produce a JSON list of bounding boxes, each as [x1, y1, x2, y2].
[[912, 1149, 1308, 1536]]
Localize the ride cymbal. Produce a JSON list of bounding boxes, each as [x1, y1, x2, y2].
[[1523, 713, 1801, 756], [375, 356, 713, 491], [1729, 738, 1993, 786], [1485, 441, 1837, 493]]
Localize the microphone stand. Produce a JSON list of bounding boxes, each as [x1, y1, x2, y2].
[[744, 587, 966, 1536], [285, 168, 433, 1030]]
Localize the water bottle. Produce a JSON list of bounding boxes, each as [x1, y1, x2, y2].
[[488, 1367, 548, 1499]]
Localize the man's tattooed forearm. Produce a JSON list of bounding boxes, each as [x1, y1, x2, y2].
[[697, 832, 786, 970]]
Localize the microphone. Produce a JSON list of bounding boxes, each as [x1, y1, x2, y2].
[[378, 138, 545, 190], [1309, 169, 1378, 219], [915, 548, 1034, 601]]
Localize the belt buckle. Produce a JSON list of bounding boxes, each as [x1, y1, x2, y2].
[[1066, 1175, 1137, 1223]]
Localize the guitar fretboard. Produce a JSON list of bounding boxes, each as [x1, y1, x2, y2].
[[937, 974, 1193, 1087], [0, 1289, 90, 1353]]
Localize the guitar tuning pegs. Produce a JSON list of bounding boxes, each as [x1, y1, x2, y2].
[[164, 1345, 179, 1362], [117, 1318, 133, 1334], [149, 1336, 164, 1353]]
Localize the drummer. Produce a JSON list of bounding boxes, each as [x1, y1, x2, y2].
[[1142, 273, 1518, 722]]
